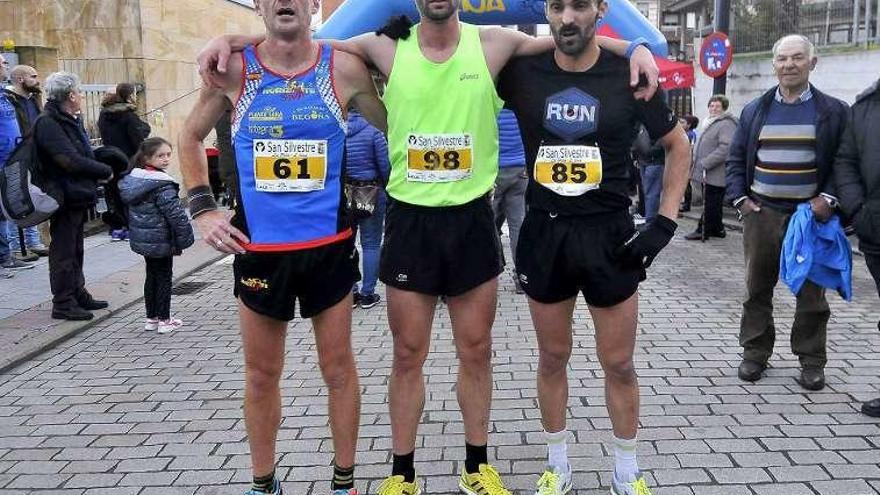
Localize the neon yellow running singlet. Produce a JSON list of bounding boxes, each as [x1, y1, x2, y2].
[[383, 22, 503, 206]]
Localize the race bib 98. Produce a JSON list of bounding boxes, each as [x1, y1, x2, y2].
[[534, 145, 602, 196], [406, 133, 473, 183], [253, 139, 328, 192]]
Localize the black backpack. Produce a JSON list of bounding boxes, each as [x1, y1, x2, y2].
[[0, 116, 63, 227]]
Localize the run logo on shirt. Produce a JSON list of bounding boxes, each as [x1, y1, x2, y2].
[[543, 88, 600, 142]]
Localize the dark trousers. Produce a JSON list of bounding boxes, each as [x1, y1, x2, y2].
[[696, 184, 726, 235], [49, 208, 88, 309], [740, 207, 830, 367], [144, 256, 173, 320], [865, 253, 880, 297], [682, 182, 692, 209]]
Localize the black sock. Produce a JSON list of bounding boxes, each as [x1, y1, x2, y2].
[[252, 470, 276, 493], [465, 443, 488, 474], [332, 463, 355, 490], [392, 451, 416, 483]]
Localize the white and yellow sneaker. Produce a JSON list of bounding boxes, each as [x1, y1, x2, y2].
[[610, 472, 653, 495], [534, 464, 572, 495]]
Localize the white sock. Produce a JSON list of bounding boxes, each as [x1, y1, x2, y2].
[[545, 429, 569, 472], [612, 434, 639, 482]]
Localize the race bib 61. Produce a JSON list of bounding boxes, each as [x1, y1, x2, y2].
[[253, 139, 328, 193], [534, 145, 602, 197], [406, 133, 473, 183]]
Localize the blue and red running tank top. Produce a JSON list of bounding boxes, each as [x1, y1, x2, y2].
[[231, 43, 350, 252]]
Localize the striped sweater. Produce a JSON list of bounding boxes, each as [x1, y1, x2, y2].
[[751, 97, 818, 209]]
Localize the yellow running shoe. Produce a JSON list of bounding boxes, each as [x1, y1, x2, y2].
[[534, 465, 572, 495], [459, 464, 512, 495], [610, 473, 653, 495], [377, 475, 421, 495]]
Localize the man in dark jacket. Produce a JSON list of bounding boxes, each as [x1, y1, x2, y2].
[[4, 64, 50, 259], [725, 35, 849, 390], [833, 77, 880, 417], [35, 72, 113, 321]]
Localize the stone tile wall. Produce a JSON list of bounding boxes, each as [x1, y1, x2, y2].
[[0, 0, 264, 175]]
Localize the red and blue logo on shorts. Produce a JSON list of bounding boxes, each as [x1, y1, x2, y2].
[[543, 88, 600, 143]]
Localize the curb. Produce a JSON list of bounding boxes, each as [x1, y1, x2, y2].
[[0, 251, 227, 375]]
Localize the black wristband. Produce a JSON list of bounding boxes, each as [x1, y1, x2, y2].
[[187, 185, 218, 218]]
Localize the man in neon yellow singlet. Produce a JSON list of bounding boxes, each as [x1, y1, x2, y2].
[[197, 2, 661, 493]]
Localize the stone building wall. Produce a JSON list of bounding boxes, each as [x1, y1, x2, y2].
[[0, 0, 264, 174]]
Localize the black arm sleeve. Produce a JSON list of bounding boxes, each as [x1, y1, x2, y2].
[[635, 90, 677, 141], [35, 117, 113, 179], [833, 106, 864, 217]]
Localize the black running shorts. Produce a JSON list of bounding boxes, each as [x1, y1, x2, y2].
[[380, 195, 504, 296], [516, 209, 645, 307], [233, 238, 360, 321]]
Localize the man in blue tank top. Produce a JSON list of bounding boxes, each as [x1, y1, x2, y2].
[[179, 1, 386, 494]]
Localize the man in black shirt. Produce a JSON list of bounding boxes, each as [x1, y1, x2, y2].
[[497, 1, 690, 494]]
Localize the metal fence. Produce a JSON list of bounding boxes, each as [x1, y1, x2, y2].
[[731, 0, 878, 53], [79, 84, 116, 146]]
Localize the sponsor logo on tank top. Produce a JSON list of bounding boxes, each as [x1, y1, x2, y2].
[[248, 106, 284, 122], [261, 80, 316, 100], [290, 105, 332, 122], [543, 88, 600, 142], [460, 72, 480, 81]]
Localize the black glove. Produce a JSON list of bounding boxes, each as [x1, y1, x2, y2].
[[615, 215, 677, 269], [376, 15, 414, 40]]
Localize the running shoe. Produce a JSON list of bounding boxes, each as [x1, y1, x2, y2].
[[1, 258, 33, 270], [331, 489, 358, 495], [610, 472, 653, 495], [244, 479, 283, 495], [144, 318, 159, 331], [377, 475, 421, 495], [158, 318, 183, 334], [359, 293, 381, 309], [534, 464, 572, 495], [352, 291, 362, 308], [459, 464, 512, 495]]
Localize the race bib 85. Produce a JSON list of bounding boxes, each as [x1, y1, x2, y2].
[[534, 145, 603, 197], [406, 133, 473, 183], [253, 139, 328, 192]]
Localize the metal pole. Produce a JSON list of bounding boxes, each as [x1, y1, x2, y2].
[[17, 228, 26, 257], [866, 0, 873, 47], [854, 0, 861, 44], [713, 0, 731, 95]]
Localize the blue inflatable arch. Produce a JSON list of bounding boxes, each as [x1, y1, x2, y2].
[[317, 0, 669, 57]]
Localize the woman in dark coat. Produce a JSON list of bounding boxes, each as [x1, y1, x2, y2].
[[97, 83, 151, 240]]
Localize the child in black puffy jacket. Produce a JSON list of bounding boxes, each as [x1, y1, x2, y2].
[[119, 137, 194, 334]]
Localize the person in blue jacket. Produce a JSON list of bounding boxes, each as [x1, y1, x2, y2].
[[346, 109, 390, 310]]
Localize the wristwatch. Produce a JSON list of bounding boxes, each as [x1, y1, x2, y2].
[[820, 194, 839, 209]]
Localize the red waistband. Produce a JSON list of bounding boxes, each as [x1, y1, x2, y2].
[[243, 228, 352, 253]]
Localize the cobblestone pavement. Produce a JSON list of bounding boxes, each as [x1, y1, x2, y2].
[[1, 221, 879, 495]]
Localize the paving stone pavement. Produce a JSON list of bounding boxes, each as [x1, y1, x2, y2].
[[1, 219, 879, 495]]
